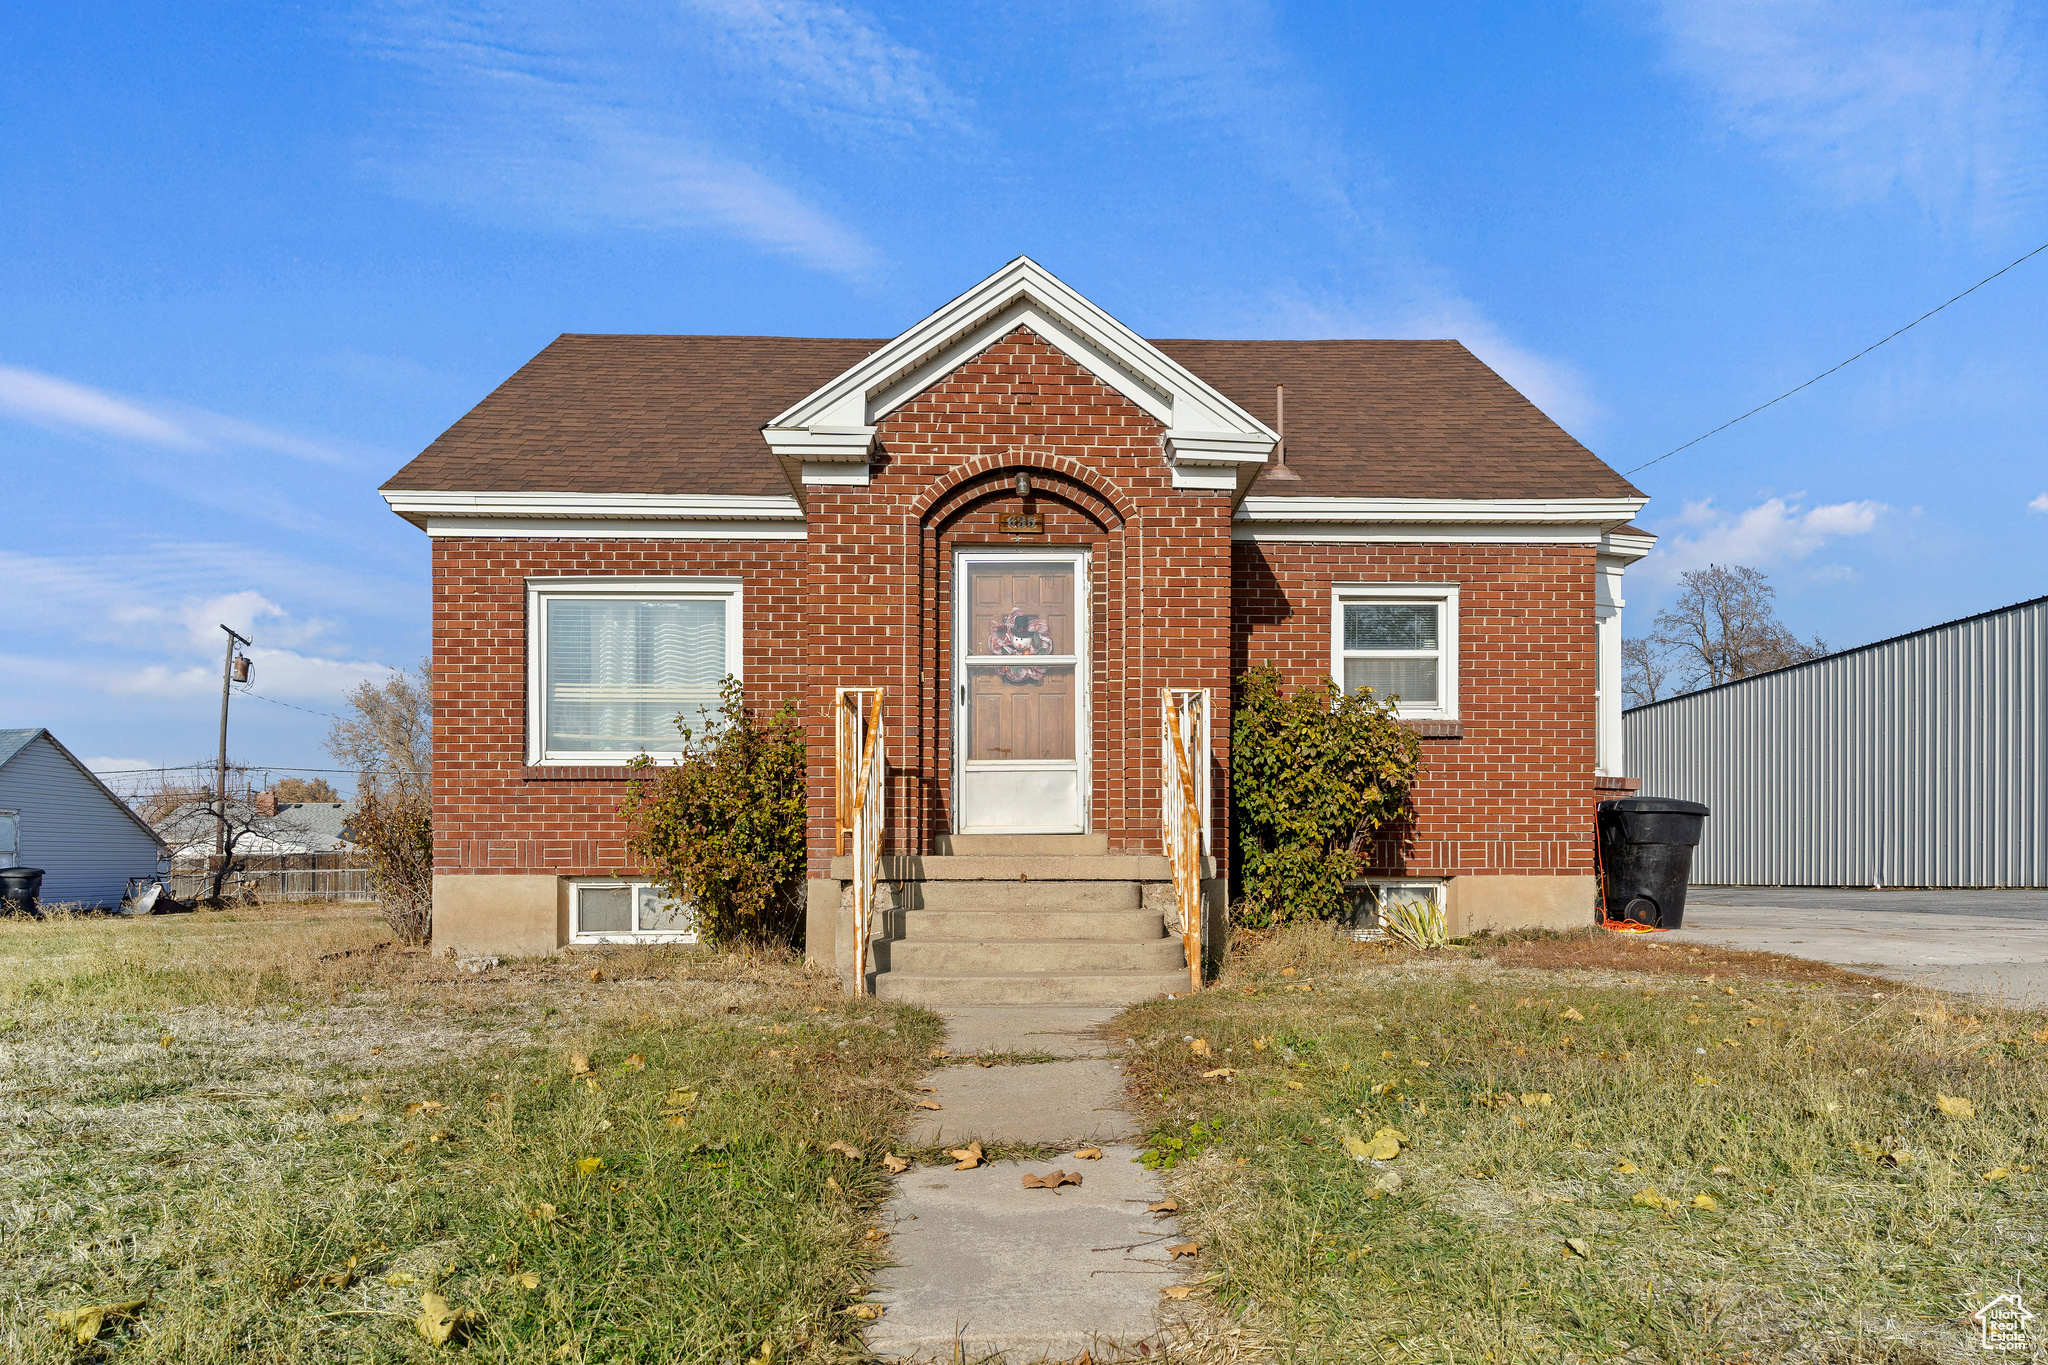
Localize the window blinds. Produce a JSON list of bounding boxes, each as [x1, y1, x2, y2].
[[545, 598, 726, 752]]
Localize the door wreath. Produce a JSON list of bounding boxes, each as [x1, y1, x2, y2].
[[987, 608, 1054, 683]]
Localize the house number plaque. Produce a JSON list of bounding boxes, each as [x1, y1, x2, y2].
[[1001, 513, 1042, 534]]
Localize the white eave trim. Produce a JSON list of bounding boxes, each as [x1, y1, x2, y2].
[[761, 255, 1277, 461], [1598, 530, 1657, 563], [383, 489, 807, 539], [1236, 496, 1647, 524]]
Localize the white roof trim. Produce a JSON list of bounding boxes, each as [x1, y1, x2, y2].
[[1237, 496, 1647, 525], [383, 490, 805, 527], [1598, 529, 1657, 563], [762, 256, 1278, 463]]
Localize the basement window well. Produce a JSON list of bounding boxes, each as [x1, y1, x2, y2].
[[569, 880, 699, 944]]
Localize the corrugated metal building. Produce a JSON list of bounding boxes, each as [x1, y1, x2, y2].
[[1624, 595, 2046, 888], [0, 729, 169, 906]]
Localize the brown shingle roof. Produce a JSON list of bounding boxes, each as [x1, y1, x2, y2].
[[382, 333, 1640, 501], [1155, 339, 1639, 500]]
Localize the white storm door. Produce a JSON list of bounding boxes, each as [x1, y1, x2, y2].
[[954, 550, 1090, 834]]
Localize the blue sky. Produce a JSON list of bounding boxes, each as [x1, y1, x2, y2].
[[5, 0, 2046, 786]]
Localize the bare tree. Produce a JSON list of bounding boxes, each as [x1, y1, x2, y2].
[[1621, 636, 1671, 707], [147, 762, 319, 904], [1651, 564, 1829, 693], [328, 659, 434, 945], [326, 661, 432, 780]]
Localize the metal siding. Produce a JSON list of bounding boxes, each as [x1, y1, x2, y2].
[[0, 736, 165, 905], [1625, 598, 2046, 887]]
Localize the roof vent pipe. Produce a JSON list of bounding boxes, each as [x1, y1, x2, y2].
[[1267, 384, 1299, 481]]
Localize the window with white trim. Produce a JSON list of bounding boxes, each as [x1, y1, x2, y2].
[[527, 579, 742, 765], [1332, 585, 1459, 720], [569, 880, 699, 944]]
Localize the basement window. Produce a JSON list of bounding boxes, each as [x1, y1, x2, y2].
[[526, 578, 742, 765], [1332, 585, 1459, 720], [569, 880, 699, 944]]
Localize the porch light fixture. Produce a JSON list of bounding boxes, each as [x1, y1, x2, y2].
[[1015, 471, 1033, 498]]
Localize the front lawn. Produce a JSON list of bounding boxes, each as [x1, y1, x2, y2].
[[1122, 927, 2048, 1364], [1, 903, 940, 1363]]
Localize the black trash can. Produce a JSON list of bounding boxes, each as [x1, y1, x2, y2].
[[1597, 799, 1708, 930], [0, 867, 45, 917]]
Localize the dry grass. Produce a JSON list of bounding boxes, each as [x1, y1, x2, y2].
[[1, 903, 943, 1362], [1118, 927, 2048, 1365]]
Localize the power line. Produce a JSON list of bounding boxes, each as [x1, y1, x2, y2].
[[90, 763, 428, 777], [1627, 238, 2048, 477], [233, 685, 345, 722]]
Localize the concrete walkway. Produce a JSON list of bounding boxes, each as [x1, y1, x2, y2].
[[1678, 888, 2048, 1007], [867, 1006, 1187, 1362]]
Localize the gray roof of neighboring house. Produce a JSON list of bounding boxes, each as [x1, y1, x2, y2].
[[157, 799, 360, 856], [0, 728, 169, 848]]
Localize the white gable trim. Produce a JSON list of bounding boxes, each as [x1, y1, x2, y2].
[[762, 257, 1277, 486]]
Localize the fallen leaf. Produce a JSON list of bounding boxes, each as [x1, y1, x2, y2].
[[1370, 1080, 1399, 1096], [1021, 1169, 1083, 1189], [929, 1049, 949, 1059], [846, 1304, 883, 1320], [826, 1175, 842, 1192], [1149, 1198, 1179, 1213], [1361, 1129, 1402, 1161], [1631, 1186, 1679, 1214], [881, 1152, 909, 1173], [1517, 997, 1534, 1008], [1253, 1036, 1270, 1050], [1560, 1008, 1584, 1022], [514, 1272, 541, 1290], [1984, 1167, 2011, 1181], [575, 1157, 603, 1175], [1201, 1068, 1237, 1079], [1722, 986, 1738, 996], [1521, 1092, 1553, 1108], [332, 1111, 362, 1124], [624, 1054, 646, 1071], [1168, 1241, 1201, 1259], [416, 1290, 481, 1346], [1710, 1163, 1733, 1176], [1161, 1285, 1200, 1300], [405, 1101, 446, 1116], [46, 1300, 147, 1345], [386, 1272, 418, 1286], [587, 968, 604, 982], [1072, 1146, 1103, 1160], [584, 1078, 601, 1091], [948, 1141, 985, 1170], [1692, 1193, 1719, 1210], [1936, 1094, 1976, 1119], [913, 1084, 938, 1093], [863, 1227, 885, 1241], [1189, 1039, 1211, 1057], [158, 1034, 173, 1049], [1285, 1080, 1307, 1090], [570, 1053, 593, 1076], [1343, 1135, 1371, 1161], [827, 1140, 864, 1161], [1280, 967, 1297, 977], [914, 1100, 942, 1111], [1693, 1073, 1718, 1087], [663, 1089, 699, 1110], [1614, 1160, 1638, 1174], [1564, 1237, 1592, 1259], [428, 1129, 454, 1144], [1373, 1171, 1402, 1193]]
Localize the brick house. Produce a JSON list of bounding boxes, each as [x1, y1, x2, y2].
[[381, 258, 1651, 999]]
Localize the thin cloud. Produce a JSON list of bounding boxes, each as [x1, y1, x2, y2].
[[0, 362, 362, 466], [1655, 0, 2048, 231], [355, 1, 926, 280], [2029, 492, 2048, 512], [1103, 3, 1601, 435], [1637, 495, 1887, 587]]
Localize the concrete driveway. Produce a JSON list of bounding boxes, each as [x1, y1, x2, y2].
[[1675, 887, 2048, 1007]]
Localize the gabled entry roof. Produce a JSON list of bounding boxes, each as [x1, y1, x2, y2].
[[762, 257, 1278, 490], [381, 262, 1644, 510]]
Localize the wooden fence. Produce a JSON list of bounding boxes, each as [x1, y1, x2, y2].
[[167, 852, 373, 903]]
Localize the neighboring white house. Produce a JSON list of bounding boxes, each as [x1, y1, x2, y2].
[[158, 796, 360, 863], [0, 729, 168, 907]]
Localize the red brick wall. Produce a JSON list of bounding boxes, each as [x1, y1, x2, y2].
[[802, 325, 1235, 877], [1233, 541, 1598, 878], [430, 538, 805, 876]]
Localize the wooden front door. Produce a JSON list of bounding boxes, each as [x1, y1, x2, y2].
[[953, 550, 1089, 833]]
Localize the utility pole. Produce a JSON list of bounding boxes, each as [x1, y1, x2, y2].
[[216, 625, 253, 861]]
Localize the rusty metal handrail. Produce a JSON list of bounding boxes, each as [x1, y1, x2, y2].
[[835, 687, 886, 995], [1160, 687, 1205, 993]]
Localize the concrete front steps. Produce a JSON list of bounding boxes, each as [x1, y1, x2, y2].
[[829, 835, 1197, 1005]]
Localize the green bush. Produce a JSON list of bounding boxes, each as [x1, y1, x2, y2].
[[1230, 663, 1423, 926], [618, 678, 807, 947]]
